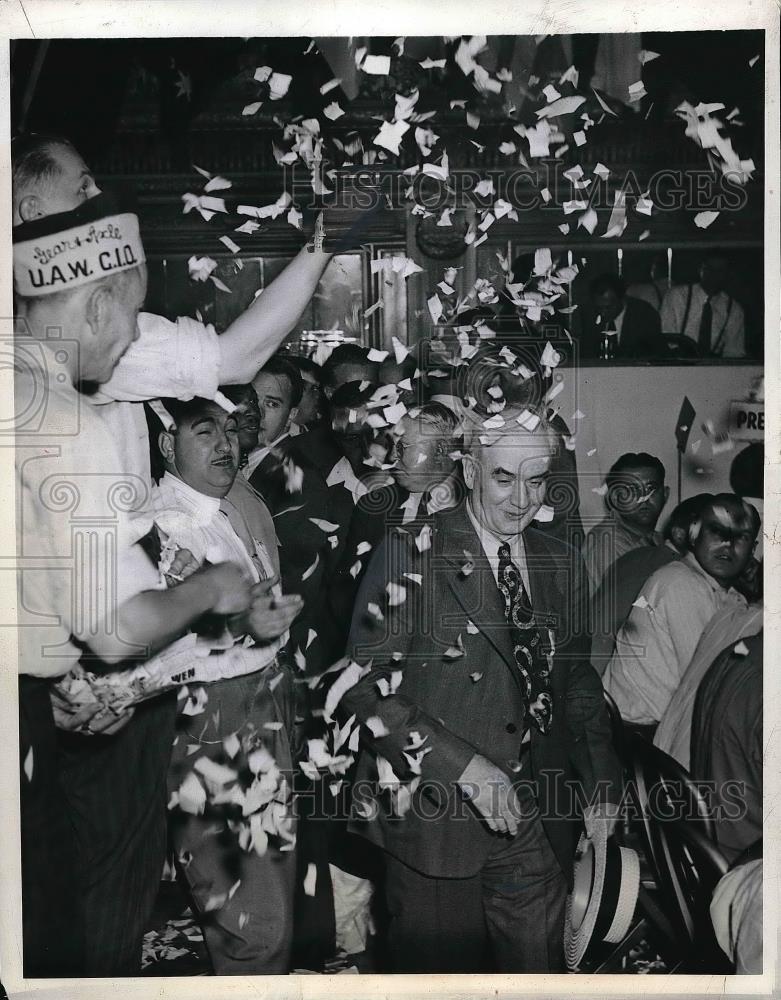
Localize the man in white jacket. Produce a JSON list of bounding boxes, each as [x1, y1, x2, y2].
[[151, 394, 303, 973]]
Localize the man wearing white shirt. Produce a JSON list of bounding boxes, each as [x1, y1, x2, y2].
[[660, 254, 746, 358], [12, 197, 253, 976], [11, 134, 345, 490], [603, 495, 759, 728], [154, 396, 303, 974]]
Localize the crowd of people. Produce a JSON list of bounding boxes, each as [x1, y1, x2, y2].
[[12, 133, 762, 978]]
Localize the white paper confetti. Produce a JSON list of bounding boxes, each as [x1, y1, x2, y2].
[[694, 211, 720, 229], [303, 862, 318, 897]]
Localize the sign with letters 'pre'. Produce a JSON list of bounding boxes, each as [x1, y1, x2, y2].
[[728, 399, 764, 441], [13, 213, 146, 297]]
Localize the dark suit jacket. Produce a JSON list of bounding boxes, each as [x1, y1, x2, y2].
[[328, 481, 411, 657], [248, 447, 344, 675], [690, 632, 762, 863], [582, 296, 662, 359], [342, 504, 622, 883]]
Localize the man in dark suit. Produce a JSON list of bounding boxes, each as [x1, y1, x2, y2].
[[328, 401, 464, 653], [341, 408, 622, 973], [583, 273, 662, 359]]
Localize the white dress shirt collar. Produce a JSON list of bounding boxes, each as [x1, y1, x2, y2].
[[244, 430, 291, 479], [156, 472, 221, 527], [465, 500, 531, 593]]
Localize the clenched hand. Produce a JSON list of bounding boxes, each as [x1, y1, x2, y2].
[[458, 753, 521, 836]]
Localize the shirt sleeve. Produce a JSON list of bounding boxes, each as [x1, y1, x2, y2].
[[604, 565, 705, 724], [18, 407, 161, 663], [94, 312, 222, 403]]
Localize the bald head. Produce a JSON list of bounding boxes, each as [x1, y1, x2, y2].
[[12, 136, 101, 226]]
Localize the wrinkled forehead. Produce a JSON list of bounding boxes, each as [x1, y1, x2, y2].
[[476, 433, 554, 474]]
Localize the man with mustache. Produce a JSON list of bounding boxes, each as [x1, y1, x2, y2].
[[153, 395, 303, 973]]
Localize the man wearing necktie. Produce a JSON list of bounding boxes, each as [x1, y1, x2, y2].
[[342, 408, 621, 972], [660, 253, 747, 358], [584, 273, 662, 359], [152, 396, 304, 974]]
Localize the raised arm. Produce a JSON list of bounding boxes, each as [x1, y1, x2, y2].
[[218, 245, 332, 384]]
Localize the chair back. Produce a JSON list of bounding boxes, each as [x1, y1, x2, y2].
[[628, 733, 731, 967]]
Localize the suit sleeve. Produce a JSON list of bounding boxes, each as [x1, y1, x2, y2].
[[340, 533, 478, 787]]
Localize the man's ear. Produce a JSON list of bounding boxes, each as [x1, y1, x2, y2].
[[461, 454, 476, 489], [289, 405, 300, 426], [18, 194, 42, 223], [158, 430, 176, 465], [84, 284, 112, 339], [663, 485, 671, 505]]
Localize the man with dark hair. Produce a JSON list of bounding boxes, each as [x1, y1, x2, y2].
[[378, 352, 419, 407], [583, 273, 662, 359], [329, 401, 463, 651], [627, 253, 669, 313], [583, 452, 669, 592], [589, 493, 712, 674], [287, 355, 325, 429], [660, 253, 746, 358], [218, 383, 262, 462], [238, 358, 343, 675], [152, 395, 302, 974], [604, 494, 759, 727], [244, 356, 304, 478], [320, 343, 379, 398]]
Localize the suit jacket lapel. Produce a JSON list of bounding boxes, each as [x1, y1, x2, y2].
[[524, 527, 565, 619]]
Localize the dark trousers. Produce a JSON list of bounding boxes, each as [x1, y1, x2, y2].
[[291, 776, 336, 970], [19, 676, 84, 977], [168, 668, 296, 974], [383, 808, 568, 973], [58, 692, 177, 976]]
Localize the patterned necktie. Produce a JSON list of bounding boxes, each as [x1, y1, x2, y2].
[[496, 542, 554, 734], [698, 297, 713, 354]]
